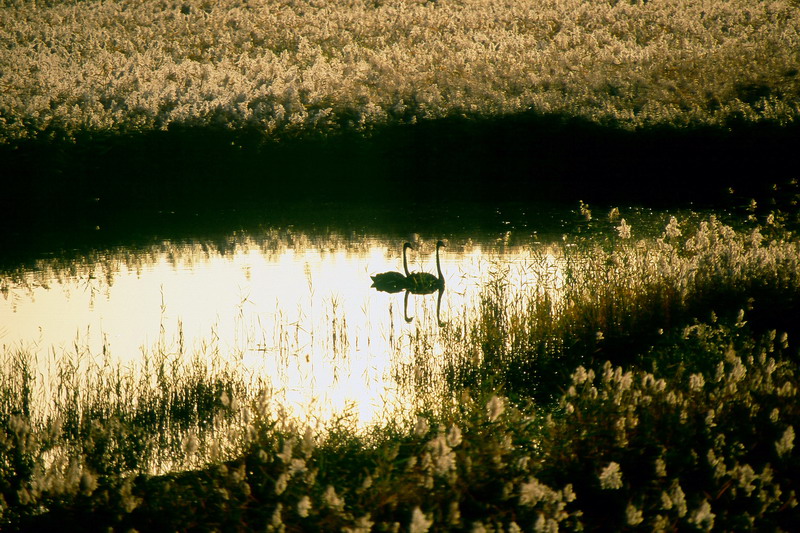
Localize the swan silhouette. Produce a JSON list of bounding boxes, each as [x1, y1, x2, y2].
[[406, 240, 445, 294], [370, 242, 412, 293]]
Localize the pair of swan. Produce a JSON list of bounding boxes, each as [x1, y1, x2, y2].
[[371, 240, 447, 327], [370, 240, 445, 294]]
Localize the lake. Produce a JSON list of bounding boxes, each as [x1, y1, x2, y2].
[[2, 202, 582, 431]]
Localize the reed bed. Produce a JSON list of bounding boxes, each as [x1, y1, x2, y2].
[[1, 0, 799, 143], [444, 204, 800, 402], [3, 200, 800, 529]]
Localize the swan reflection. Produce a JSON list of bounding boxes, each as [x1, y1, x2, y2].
[[404, 287, 446, 328]]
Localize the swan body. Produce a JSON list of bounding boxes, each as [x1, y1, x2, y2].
[[370, 271, 406, 293], [406, 240, 445, 294], [370, 243, 412, 293]]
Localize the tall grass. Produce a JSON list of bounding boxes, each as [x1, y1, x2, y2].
[[447, 207, 800, 401], [4, 321, 799, 530], [1, 0, 798, 142], [3, 203, 800, 529], [0, 341, 248, 524]]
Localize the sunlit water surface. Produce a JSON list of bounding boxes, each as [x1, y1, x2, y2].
[[2, 230, 563, 429]]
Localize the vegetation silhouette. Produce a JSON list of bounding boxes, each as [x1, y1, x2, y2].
[[2, 112, 799, 262], [2, 109, 798, 271]]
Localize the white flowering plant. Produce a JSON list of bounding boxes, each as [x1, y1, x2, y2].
[[1, 0, 798, 144]]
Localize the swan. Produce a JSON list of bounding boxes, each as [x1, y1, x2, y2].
[[406, 240, 445, 294], [370, 242, 412, 293]]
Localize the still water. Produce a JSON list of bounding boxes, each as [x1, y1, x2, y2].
[[1, 219, 565, 428]]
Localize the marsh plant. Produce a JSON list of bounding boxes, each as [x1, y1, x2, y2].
[[3, 204, 800, 530], [1, 0, 799, 143], [0, 342, 248, 523], [449, 208, 800, 401], [3, 322, 799, 530]]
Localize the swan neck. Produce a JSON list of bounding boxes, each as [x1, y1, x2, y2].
[[436, 287, 443, 325]]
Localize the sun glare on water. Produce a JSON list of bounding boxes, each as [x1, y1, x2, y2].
[[1, 234, 562, 429]]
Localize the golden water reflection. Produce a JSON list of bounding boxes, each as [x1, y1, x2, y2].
[[1, 233, 563, 428]]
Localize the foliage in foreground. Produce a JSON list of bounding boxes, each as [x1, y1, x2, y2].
[[2, 319, 799, 531], [1, 0, 799, 143], [3, 207, 800, 530], [453, 204, 800, 401]]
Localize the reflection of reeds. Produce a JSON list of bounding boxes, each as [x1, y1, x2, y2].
[[0, 229, 371, 291], [3, 213, 800, 529]]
